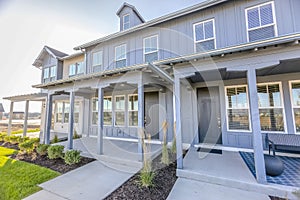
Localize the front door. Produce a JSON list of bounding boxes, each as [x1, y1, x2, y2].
[[144, 92, 159, 139], [197, 87, 222, 144]]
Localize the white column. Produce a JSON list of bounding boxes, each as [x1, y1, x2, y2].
[[138, 82, 145, 162], [97, 87, 104, 154], [7, 101, 14, 136], [23, 100, 29, 137], [67, 91, 75, 150], [44, 94, 53, 144], [174, 76, 183, 169], [247, 68, 267, 183]]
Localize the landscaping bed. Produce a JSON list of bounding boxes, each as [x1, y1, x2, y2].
[[105, 153, 178, 200]]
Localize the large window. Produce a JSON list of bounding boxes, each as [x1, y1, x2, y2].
[[103, 97, 112, 125], [193, 19, 215, 52], [69, 62, 84, 77], [115, 96, 125, 126], [144, 35, 158, 63], [226, 86, 250, 131], [291, 81, 300, 133], [257, 83, 285, 132], [115, 44, 126, 68], [92, 98, 98, 125], [123, 14, 130, 30], [50, 66, 57, 81], [246, 2, 277, 42], [92, 51, 103, 73], [128, 95, 138, 126]]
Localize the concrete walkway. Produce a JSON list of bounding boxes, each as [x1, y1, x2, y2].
[[167, 178, 270, 200], [24, 160, 140, 200]]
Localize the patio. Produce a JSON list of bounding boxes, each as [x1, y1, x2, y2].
[[177, 146, 300, 199]]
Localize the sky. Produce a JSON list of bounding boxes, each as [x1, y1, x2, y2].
[[0, 0, 204, 112]]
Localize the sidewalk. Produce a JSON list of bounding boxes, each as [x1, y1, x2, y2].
[[24, 160, 140, 200]]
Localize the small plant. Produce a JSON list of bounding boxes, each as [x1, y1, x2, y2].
[[73, 130, 81, 139], [30, 138, 40, 147], [18, 136, 30, 143], [3, 136, 11, 143], [64, 150, 81, 165], [9, 135, 21, 144], [0, 133, 6, 142], [51, 135, 59, 144], [19, 140, 35, 154], [48, 145, 64, 159], [36, 144, 50, 156], [161, 121, 170, 165]]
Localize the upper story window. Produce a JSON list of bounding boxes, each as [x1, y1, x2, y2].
[[43, 68, 49, 83], [257, 83, 285, 132], [92, 51, 103, 73], [115, 44, 126, 68], [69, 62, 84, 77], [123, 14, 130, 30], [193, 19, 216, 52], [246, 2, 277, 42], [43, 65, 56, 83], [144, 35, 158, 63]]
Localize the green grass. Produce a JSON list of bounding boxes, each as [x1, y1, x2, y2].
[[0, 147, 60, 200], [0, 128, 40, 135]]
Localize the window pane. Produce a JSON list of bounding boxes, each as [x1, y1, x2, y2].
[[56, 113, 62, 123], [260, 4, 273, 26], [92, 98, 98, 111], [64, 103, 70, 114], [115, 96, 125, 110], [294, 108, 300, 132], [129, 111, 138, 126], [248, 25, 275, 42], [69, 64, 76, 76], [144, 36, 158, 54], [195, 23, 204, 41], [43, 68, 49, 78], [204, 21, 214, 39], [50, 66, 56, 77], [247, 7, 260, 29], [115, 112, 125, 126], [104, 112, 112, 125], [257, 85, 269, 107], [226, 88, 236, 108], [116, 45, 126, 61], [92, 112, 98, 124], [236, 87, 248, 108], [123, 15, 129, 23], [292, 83, 300, 106], [268, 84, 281, 107], [259, 108, 284, 132], [129, 95, 138, 111], [77, 62, 84, 74], [228, 109, 250, 130], [93, 51, 102, 66], [104, 97, 112, 110], [195, 40, 215, 51]]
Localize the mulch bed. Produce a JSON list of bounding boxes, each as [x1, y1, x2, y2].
[[104, 153, 178, 200], [1, 141, 95, 174]]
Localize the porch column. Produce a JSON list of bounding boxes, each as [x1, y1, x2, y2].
[[7, 101, 14, 136], [23, 100, 29, 137], [67, 91, 75, 150], [138, 82, 145, 162], [174, 76, 183, 169], [44, 94, 53, 144], [247, 68, 267, 183], [97, 87, 104, 154]]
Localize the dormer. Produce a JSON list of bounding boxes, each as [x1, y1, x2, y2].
[[116, 2, 145, 31]]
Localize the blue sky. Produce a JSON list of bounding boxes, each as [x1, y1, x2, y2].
[[0, 0, 204, 112]]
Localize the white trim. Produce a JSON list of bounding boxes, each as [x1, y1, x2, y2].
[[289, 80, 300, 134], [193, 18, 216, 52], [224, 85, 252, 133], [257, 82, 287, 133], [122, 14, 130, 31], [245, 1, 278, 42], [143, 35, 159, 62]]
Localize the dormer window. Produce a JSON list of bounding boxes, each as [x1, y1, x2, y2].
[[43, 68, 49, 83], [246, 2, 277, 42], [50, 65, 57, 81], [123, 14, 130, 30]]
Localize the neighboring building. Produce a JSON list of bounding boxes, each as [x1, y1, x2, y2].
[[12, 112, 25, 120], [4, 0, 300, 184]]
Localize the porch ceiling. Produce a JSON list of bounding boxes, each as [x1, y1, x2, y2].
[[257, 58, 300, 76], [3, 93, 47, 102]]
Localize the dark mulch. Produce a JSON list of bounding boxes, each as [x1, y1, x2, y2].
[[0, 141, 19, 150], [269, 196, 286, 200], [105, 153, 178, 200]]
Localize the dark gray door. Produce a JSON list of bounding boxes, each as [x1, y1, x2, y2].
[[144, 92, 159, 139], [198, 87, 222, 144]]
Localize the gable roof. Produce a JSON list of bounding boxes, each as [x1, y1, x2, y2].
[[116, 2, 145, 23], [74, 0, 227, 50], [33, 46, 68, 68]]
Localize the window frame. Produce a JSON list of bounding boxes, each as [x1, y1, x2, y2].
[[103, 96, 113, 126], [257, 82, 286, 133], [114, 95, 126, 127], [123, 14, 130, 31], [69, 62, 85, 77], [92, 51, 103, 72], [245, 1, 278, 42], [128, 94, 138, 127], [289, 80, 300, 134], [92, 97, 98, 125], [115, 44, 127, 62], [143, 35, 159, 63], [225, 85, 252, 133], [193, 18, 216, 52], [43, 67, 50, 83]]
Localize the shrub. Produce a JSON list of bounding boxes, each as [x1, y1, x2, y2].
[[0, 133, 6, 142], [18, 137, 30, 143], [48, 145, 64, 159], [36, 144, 50, 156], [139, 170, 155, 188], [9, 136, 21, 144], [4, 136, 11, 143], [19, 140, 35, 154], [64, 150, 81, 165], [73, 131, 81, 139], [51, 135, 59, 144], [30, 138, 40, 147]]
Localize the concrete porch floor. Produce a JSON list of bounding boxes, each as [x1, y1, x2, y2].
[[177, 147, 300, 199]]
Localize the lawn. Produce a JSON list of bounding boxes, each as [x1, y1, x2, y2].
[[0, 147, 60, 200]]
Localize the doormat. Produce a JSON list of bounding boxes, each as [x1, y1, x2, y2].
[[197, 147, 222, 154]]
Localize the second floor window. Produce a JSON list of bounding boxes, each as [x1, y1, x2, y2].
[[193, 19, 215, 52], [115, 44, 126, 68], [92, 51, 103, 73], [43, 68, 49, 83], [69, 62, 84, 77], [246, 2, 276, 42], [50, 66, 56, 81], [123, 14, 130, 30], [144, 35, 158, 63]]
